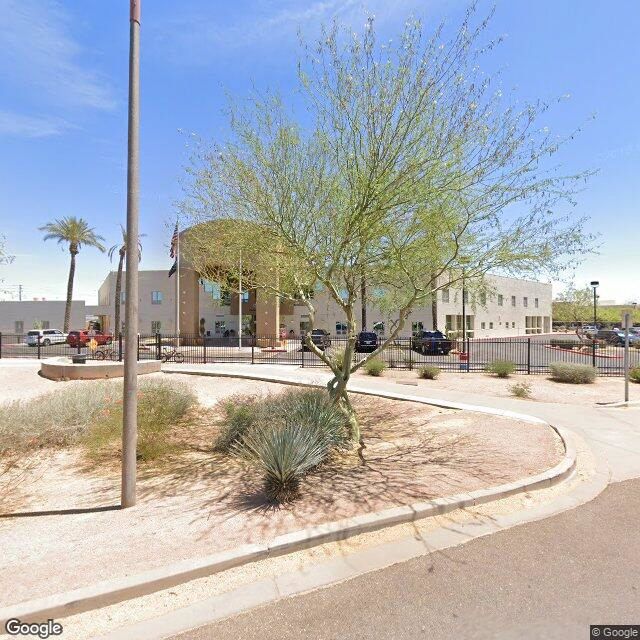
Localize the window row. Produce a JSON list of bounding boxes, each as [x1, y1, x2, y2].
[[440, 289, 539, 308]]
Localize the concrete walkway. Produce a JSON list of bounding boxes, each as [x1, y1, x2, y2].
[[165, 363, 640, 483]]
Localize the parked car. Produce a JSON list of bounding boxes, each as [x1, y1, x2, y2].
[[581, 325, 598, 336], [355, 331, 379, 353], [67, 330, 113, 348], [597, 329, 640, 347], [411, 330, 452, 355], [26, 329, 68, 347], [303, 329, 332, 351]]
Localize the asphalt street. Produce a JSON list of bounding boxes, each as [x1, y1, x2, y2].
[[174, 479, 640, 640]]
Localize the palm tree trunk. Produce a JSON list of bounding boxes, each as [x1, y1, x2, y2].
[[114, 253, 125, 335], [431, 273, 438, 330], [64, 250, 76, 333]]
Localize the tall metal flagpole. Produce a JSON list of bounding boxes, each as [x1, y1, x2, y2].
[[122, 0, 141, 508]]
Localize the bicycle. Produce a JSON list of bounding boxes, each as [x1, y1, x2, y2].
[[94, 346, 118, 361], [161, 346, 185, 363]]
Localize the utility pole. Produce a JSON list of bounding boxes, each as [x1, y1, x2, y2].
[[122, 0, 141, 508], [624, 312, 630, 403]]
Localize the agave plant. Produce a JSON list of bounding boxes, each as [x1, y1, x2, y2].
[[235, 422, 329, 502]]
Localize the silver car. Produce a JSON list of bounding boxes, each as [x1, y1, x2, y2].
[[26, 330, 68, 346]]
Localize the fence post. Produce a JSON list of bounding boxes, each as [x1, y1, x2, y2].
[[203, 334, 207, 364], [408, 338, 413, 370], [466, 337, 471, 372], [37, 335, 41, 360], [592, 338, 596, 368], [137, 334, 140, 361], [301, 337, 305, 367], [155, 333, 161, 360], [527, 338, 531, 375], [0, 332, 2, 359], [251, 341, 255, 365], [118, 333, 123, 362]]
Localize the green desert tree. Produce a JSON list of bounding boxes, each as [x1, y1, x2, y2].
[[108, 225, 144, 336], [39, 217, 105, 332], [553, 283, 595, 337], [0, 235, 14, 297], [180, 10, 593, 441]]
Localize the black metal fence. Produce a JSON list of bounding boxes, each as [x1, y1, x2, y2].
[[1, 333, 638, 377]]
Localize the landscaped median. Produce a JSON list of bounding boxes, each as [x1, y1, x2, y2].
[[0, 367, 575, 627]]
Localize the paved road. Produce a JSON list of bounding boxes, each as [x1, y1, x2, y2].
[[175, 479, 640, 640]]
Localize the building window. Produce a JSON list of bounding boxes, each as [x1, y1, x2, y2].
[[481, 322, 486, 329], [441, 288, 450, 303], [497, 294, 503, 306], [535, 297, 539, 308], [523, 297, 528, 308], [412, 321, 424, 334], [120, 291, 126, 304], [489, 322, 494, 329], [525, 316, 542, 334], [511, 295, 516, 307], [214, 320, 226, 334], [41, 321, 50, 330], [151, 321, 162, 334], [512, 321, 516, 328], [151, 291, 163, 305], [241, 290, 249, 302], [336, 322, 347, 335], [15, 320, 23, 334], [480, 292, 487, 305]]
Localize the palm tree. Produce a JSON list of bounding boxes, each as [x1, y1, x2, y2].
[[108, 225, 144, 336], [39, 217, 105, 332]]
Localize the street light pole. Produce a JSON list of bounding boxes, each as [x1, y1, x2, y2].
[[590, 280, 599, 369], [122, 0, 141, 508], [461, 268, 466, 354]]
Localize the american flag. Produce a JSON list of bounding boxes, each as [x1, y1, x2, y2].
[[169, 221, 179, 258]]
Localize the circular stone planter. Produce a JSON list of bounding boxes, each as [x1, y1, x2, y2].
[[40, 357, 161, 381]]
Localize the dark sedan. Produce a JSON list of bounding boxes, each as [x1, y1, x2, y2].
[[355, 331, 379, 353], [411, 330, 452, 355]]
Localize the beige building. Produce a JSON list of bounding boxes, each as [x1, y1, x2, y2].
[[0, 300, 86, 334], [93, 266, 552, 339]]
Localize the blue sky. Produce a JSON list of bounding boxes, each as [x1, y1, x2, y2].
[[0, 0, 638, 305]]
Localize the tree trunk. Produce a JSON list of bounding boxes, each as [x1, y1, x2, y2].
[[64, 249, 77, 333], [114, 251, 125, 335]]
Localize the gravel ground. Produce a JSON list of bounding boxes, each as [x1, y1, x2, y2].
[[351, 369, 640, 405], [0, 370, 563, 608]]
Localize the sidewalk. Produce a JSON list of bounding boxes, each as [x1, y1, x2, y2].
[[164, 363, 640, 483]]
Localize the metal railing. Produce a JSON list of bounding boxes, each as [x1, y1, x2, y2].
[[1, 332, 638, 377]]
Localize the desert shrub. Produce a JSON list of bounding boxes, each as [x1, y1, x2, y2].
[[509, 381, 532, 399], [215, 395, 263, 452], [485, 360, 516, 378], [364, 358, 386, 376], [231, 388, 348, 502], [332, 349, 351, 371], [549, 362, 597, 384], [235, 422, 329, 502], [550, 338, 578, 349], [629, 367, 640, 384], [418, 365, 441, 380], [0, 382, 119, 454], [82, 378, 196, 460]]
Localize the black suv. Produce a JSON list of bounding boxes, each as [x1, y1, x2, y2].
[[411, 330, 452, 355], [355, 331, 379, 353]]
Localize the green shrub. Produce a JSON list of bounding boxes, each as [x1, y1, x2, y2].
[[364, 358, 386, 376], [550, 338, 578, 349], [82, 378, 196, 460], [549, 362, 597, 384], [235, 422, 329, 502], [215, 395, 263, 452], [629, 367, 640, 384], [509, 381, 532, 399], [485, 360, 516, 378], [418, 365, 441, 380], [231, 388, 348, 502], [333, 349, 351, 371], [0, 379, 196, 461]]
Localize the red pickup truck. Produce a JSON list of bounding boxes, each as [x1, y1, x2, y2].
[[67, 330, 113, 347]]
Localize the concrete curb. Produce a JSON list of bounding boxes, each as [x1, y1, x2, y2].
[[0, 371, 577, 627]]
